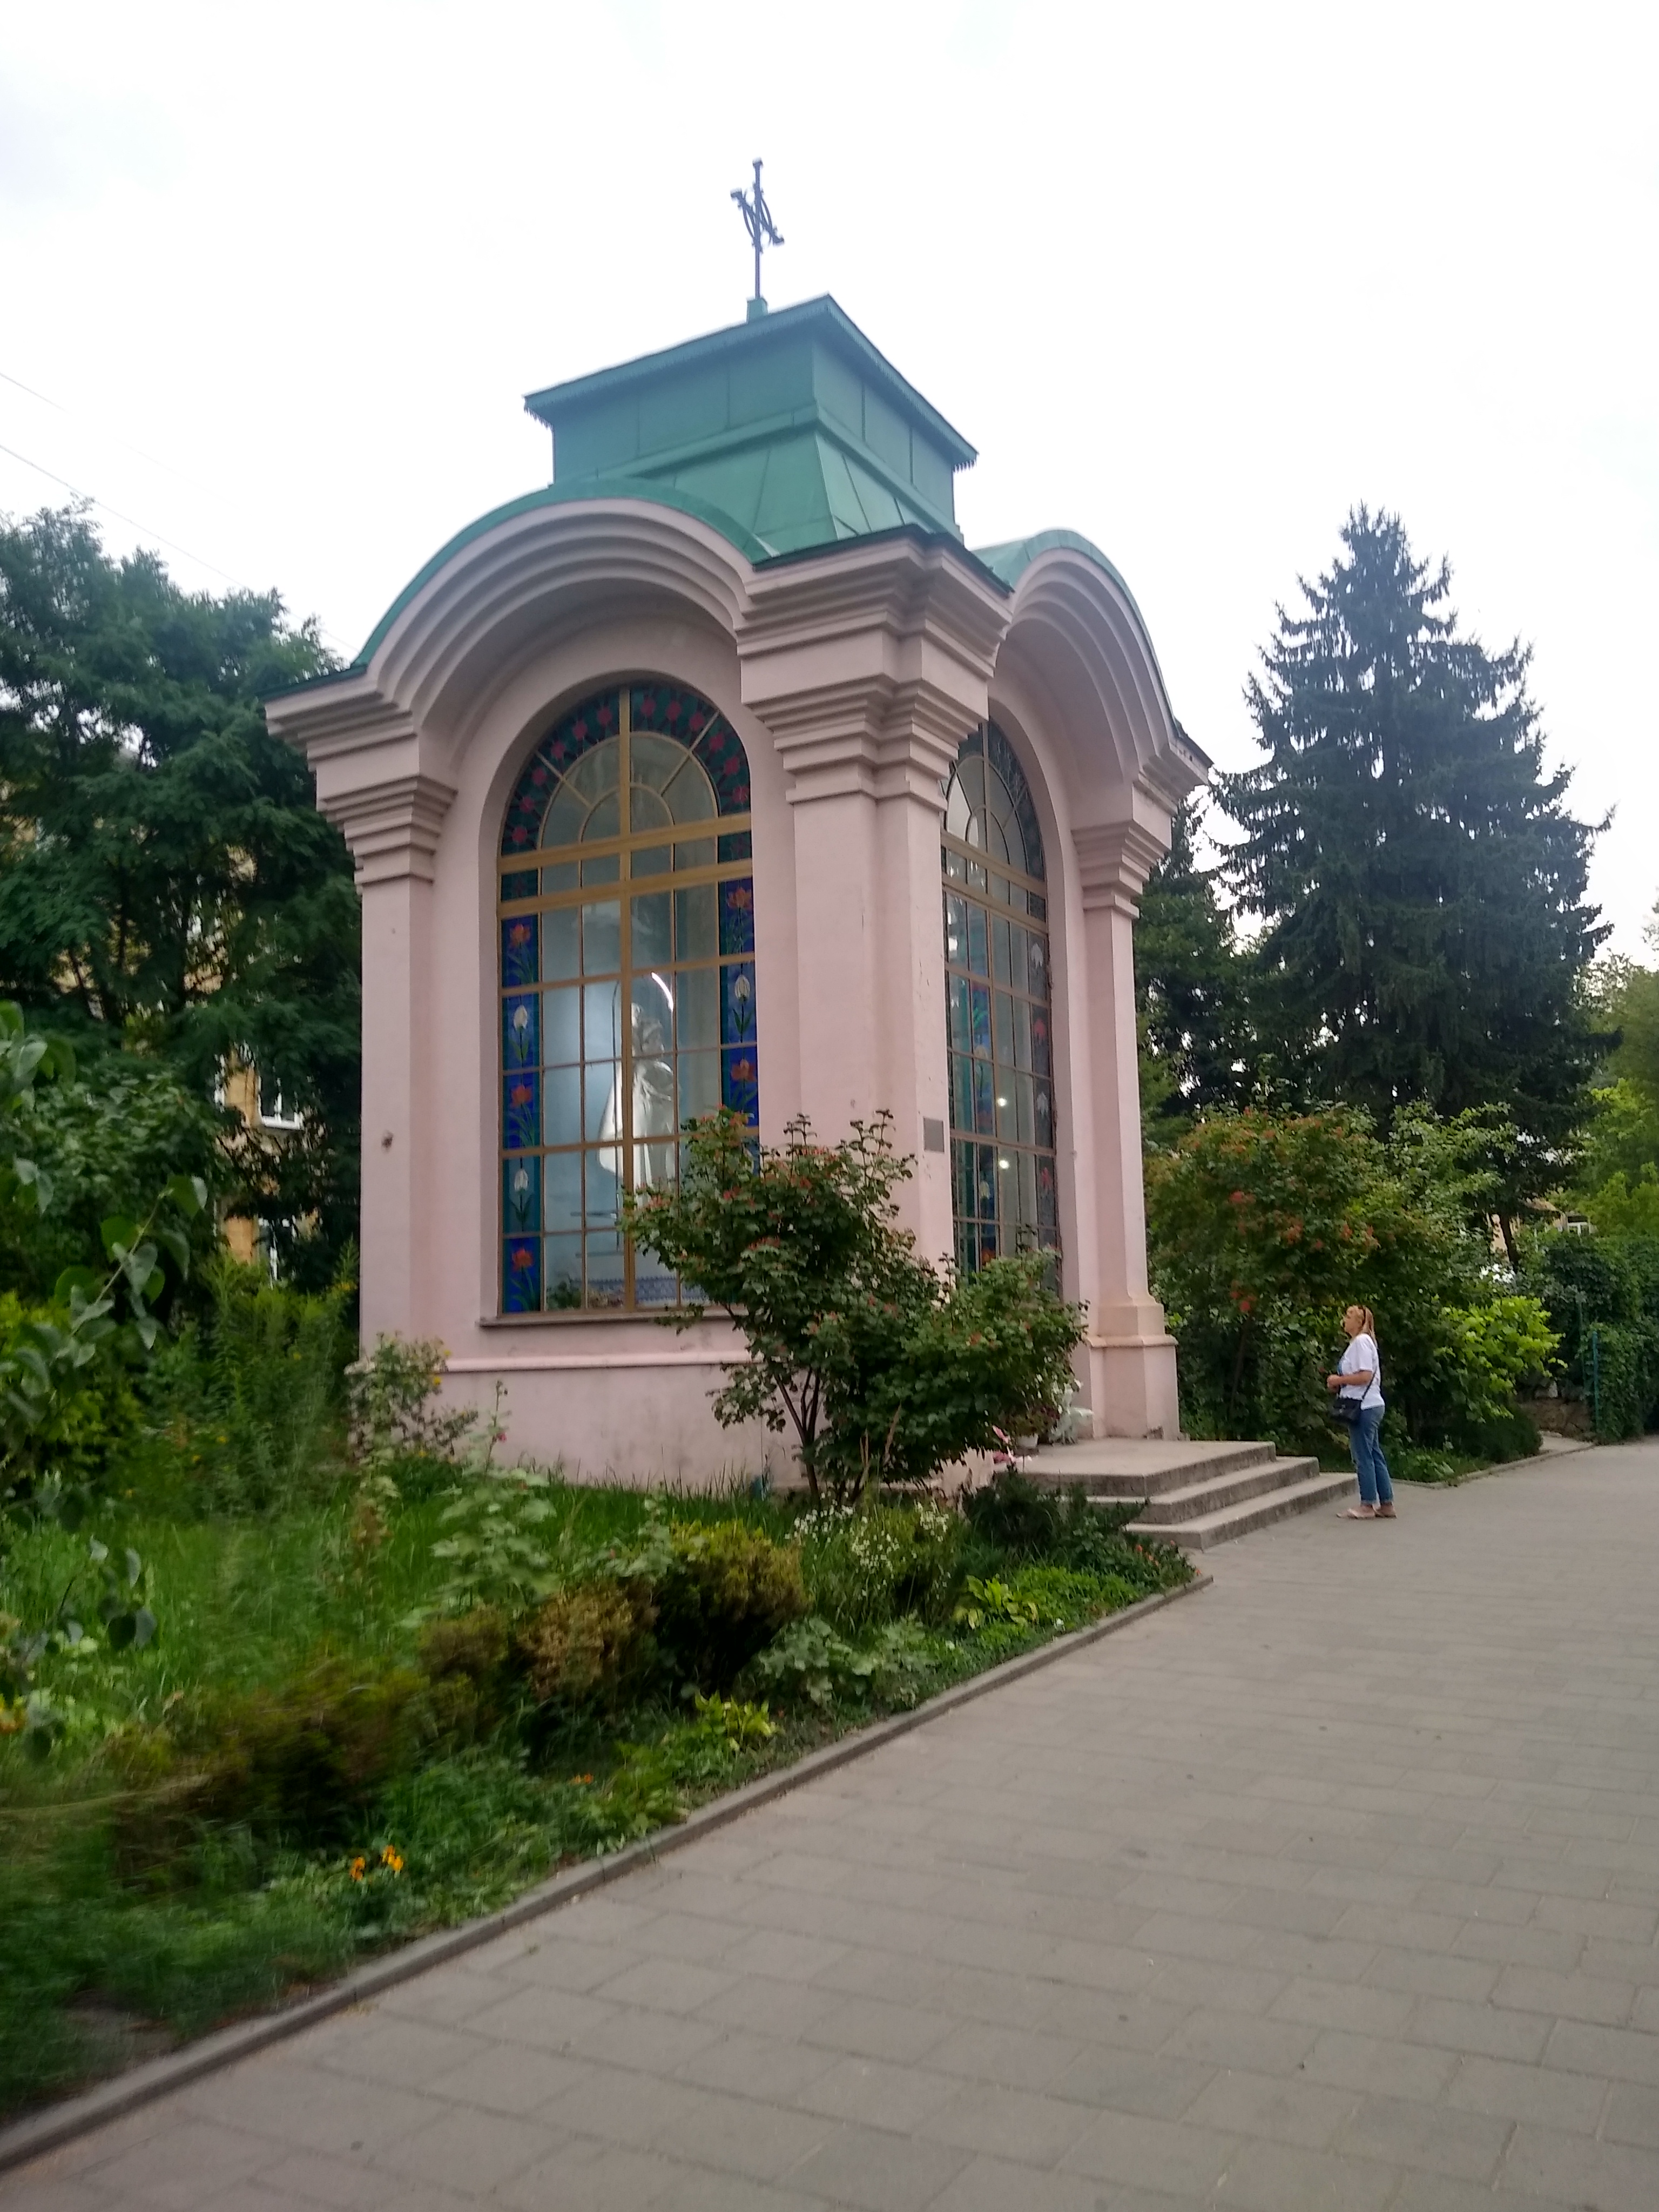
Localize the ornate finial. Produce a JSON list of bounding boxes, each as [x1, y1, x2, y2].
[[731, 159, 783, 320]]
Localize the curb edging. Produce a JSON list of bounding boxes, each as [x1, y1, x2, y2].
[[0, 1570, 1211, 2176]]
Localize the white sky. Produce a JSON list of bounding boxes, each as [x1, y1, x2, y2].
[[4, 1, 1655, 948]]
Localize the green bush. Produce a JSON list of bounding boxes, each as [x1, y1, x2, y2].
[[0, 1291, 142, 1490], [961, 1473, 1191, 1593], [1006, 1562, 1141, 1627], [185, 1657, 434, 1845], [744, 1614, 933, 1711], [628, 1111, 1082, 1501], [416, 1606, 512, 1731], [1584, 1320, 1659, 1441], [656, 1520, 807, 1690], [152, 1259, 353, 1513], [516, 1580, 658, 1713]]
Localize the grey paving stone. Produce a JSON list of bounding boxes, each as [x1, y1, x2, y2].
[[1545, 2015, 1659, 2083], [1448, 1919, 1585, 1972], [591, 1956, 738, 2015], [922, 2152, 1107, 2210], [1601, 2076, 1659, 2147], [673, 2028, 844, 2102], [0, 2184, 122, 2212], [1269, 1976, 1417, 2038], [1332, 2091, 1512, 2181], [785, 2119, 971, 2212], [1405, 1996, 1554, 2063], [1500, 2121, 1659, 2208], [1443, 2053, 1607, 2133], [536, 2059, 703, 2146], [564, 2002, 725, 2073], [1157, 2007, 1318, 2074], [419, 2038, 589, 2115], [643, 2085, 832, 2180], [1049, 2046, 1214, 2120], [242, 2152, 404, 2209], [789, 2057, 960, 2134], [1491, 1961, 1636, 2024], [1299, 2028, 1459, 2103], [367, 2104, 562, 2194], [1058, 2107, 1237, 2196], [800, 1994, 961, 2065], [293, 2015, 490, 2093], [495, 2139, 678, 2212], [922, 2020, 1084, 2093], [1184, 2065, 1361, 2150], [1391, 2174, 1573, 2212], [1206, 2135, 1399, 2210]]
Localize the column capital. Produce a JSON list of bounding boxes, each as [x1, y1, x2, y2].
[[1073, 816, 1169, 915], [326, 771, 458, 885], [265, 677, 456, 884], [736, 534, 1010, 805]]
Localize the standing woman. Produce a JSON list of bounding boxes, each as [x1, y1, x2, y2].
[[1327, 1305, 1395, 1520]]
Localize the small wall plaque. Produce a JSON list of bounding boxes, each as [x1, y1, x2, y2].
[[922, 1117, 946, 1154]]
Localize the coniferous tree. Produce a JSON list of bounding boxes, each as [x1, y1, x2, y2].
[[1136, 795, 1251, 1127], [0, 507, 358, 1279], [1218, 507, 1605, 1251]]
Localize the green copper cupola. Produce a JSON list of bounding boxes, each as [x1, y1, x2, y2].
[[523, 295, 975, 558]]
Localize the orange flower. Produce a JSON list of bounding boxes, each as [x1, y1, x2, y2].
[[349, 1856, 367, 1882]]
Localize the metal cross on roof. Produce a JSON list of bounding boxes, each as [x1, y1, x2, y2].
[[731, 159, 783, 316]]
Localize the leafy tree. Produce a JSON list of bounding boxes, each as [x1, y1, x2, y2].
[[0, 507, 356, 1278], [1135, 796, 1251, 1128], [1218, 507, 1606, 1255], [627, 1111, 1083, 1501]]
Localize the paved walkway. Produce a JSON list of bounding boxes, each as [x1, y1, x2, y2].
[[11, 1441, 1659, 2212]]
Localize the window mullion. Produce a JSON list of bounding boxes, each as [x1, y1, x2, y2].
[[619, 689, 636, 1307]]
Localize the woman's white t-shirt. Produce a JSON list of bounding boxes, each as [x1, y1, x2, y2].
[[1339, 1332, 1384, 1411]]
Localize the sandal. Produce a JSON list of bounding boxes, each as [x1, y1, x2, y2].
[[1341, 1506, 1377, 1519], [1375, 1505, 1396, 1518]]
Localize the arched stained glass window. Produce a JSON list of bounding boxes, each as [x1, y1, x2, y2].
[[498, 683, 758, 1313], [941, 723, 1058, 1276]]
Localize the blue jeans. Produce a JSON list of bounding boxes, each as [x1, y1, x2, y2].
[[1350, 1404, 1393, 1506]]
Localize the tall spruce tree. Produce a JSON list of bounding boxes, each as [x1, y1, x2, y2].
[[1218, 507, 1605, 1253], [0, 506, 359, 1280], [1135, 795, 1251, 1127]]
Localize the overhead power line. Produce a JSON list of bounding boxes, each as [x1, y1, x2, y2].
[[0, 431, 350, 653]]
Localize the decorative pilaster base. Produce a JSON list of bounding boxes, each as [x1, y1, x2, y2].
[[1084, 1297, 1182, 1439]]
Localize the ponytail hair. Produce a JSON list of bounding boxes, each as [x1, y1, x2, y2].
[[1356, 1305, 1377, 1343]]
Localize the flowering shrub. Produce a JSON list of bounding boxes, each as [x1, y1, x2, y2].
[[795, 1501, 961, 1631]]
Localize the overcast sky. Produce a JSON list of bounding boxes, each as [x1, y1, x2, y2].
[[4, 1, 1655, 948]]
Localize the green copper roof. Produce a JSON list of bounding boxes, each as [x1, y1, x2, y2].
[[974, 530, 1184, 743], [524, 296, 975, 555]]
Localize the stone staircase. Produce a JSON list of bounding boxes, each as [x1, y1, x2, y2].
[[1025, 1436, 1353, 1552]]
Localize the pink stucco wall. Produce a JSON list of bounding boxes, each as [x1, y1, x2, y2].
[[268, 502, 1203, 1480]]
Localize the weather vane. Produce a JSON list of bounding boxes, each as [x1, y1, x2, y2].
[[731, 159, 783, 319]]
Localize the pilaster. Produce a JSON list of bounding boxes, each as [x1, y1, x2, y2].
[[1074, 805, 1181, 1437], [265, 678, 457, 1338], [737, 536, 1010, 1259]]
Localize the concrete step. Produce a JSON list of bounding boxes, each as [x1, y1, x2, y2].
[[1127, 1468, 1354, 1552], [1026, 1439, 1280, 1499], [1117, 1455, 1324, 1524]]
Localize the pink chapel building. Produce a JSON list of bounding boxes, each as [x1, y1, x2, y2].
[[266, 296, 1208, 1480]]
